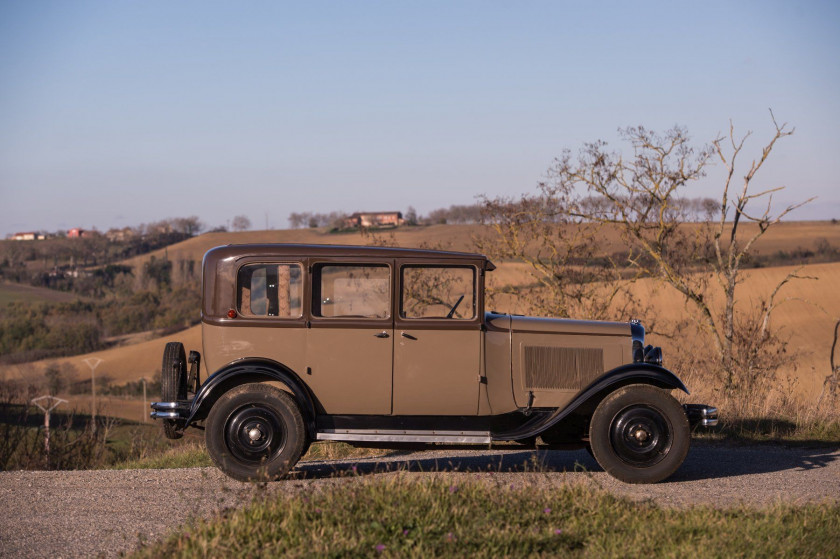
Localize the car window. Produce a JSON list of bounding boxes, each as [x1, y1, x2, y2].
[[237, 263, 303, 318], [401, 266, 475, 319], [314, 264, 390, 318]]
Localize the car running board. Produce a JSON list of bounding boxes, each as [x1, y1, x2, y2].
[[316, 429, 491, 444]]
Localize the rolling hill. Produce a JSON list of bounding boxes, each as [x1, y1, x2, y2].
[[118, 221, 840, 273], [10, 259, 838, 404]]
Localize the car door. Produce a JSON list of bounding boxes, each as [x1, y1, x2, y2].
[[306, 260, 394, 415], [392, 262, 481, 415]]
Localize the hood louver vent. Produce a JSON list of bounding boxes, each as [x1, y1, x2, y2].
[[523, 346, 604, 390]]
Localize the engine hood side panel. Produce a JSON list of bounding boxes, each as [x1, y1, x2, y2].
[[509, 316, 631, 336]]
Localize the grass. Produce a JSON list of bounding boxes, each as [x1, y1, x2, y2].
[[111, 440, 393, 470], [693, 417, 840, 446], [132, 475, 840, 558], [113, 442, 213, 469], [0, 281, 80, 305]]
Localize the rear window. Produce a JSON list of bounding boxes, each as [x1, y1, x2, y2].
[[237, 263, 303, 318]]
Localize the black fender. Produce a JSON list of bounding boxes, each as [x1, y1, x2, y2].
[[492, 363, 689, 441], [185, 358, 318, 438]]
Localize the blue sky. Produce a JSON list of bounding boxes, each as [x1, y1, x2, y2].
[[1, 1, 838, 236]]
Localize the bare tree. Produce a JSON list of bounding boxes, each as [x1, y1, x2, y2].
[[231, 215, 252, 232], [528, 112, 812, 391], [171, 216, 204, 237], [476, 193, 637, 321]]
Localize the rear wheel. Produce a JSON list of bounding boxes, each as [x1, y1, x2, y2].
[[161, 342, 187, 439], [205, 383, 306, 481], [589, 384, 689, 484]]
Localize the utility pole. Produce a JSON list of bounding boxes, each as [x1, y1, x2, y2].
[[31, 395, 67, 469], [82, 357, 103, 430], [140, 377, 148, 423]]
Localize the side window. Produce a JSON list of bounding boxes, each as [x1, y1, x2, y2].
[[237, 263, 303, 318], [401, 266, 475, 319], [313, 264, 390, 318]]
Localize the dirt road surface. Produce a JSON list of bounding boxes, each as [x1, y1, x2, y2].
[[1, 443, 838, 558]]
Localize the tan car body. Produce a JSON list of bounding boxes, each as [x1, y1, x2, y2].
[[198, 244, 632, 418], [152, 243, 719, 484]]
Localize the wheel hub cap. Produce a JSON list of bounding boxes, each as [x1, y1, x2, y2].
[[609, 405, 672, 467], [224, 405, 286, 463]]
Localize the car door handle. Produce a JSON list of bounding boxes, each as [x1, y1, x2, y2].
[[374, 331, 390, 338], [400, 332, 417, 340]]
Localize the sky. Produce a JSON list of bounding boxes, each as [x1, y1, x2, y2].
[[1, 1, 839, 236]]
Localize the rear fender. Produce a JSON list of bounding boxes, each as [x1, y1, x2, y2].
[[185, 358, 317, 438]]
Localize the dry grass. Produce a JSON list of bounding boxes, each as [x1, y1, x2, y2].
[[118, 221, 840, 274], [0, 281, 82, 305], [6, 222, 840, 426], [8, 260, 839, 422]]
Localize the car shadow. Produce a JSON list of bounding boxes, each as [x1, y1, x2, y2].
[[293, 443, 840, 482]]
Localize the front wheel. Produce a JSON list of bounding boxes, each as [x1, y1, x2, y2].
[[205, 383, 306, 482], [589, 384, 689, 484]]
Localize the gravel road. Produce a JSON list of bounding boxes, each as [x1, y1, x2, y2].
[[1, 443, 838, 559]]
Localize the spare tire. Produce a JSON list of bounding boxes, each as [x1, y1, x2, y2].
[[161, 342, 187, 439]]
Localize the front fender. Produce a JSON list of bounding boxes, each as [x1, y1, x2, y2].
[[492, 363, 689, 441], [185, 358, 317, 437]]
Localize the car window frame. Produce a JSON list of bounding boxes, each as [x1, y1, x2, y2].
[[308, 258, 395, 329], [399, 264, 477, 321], [223, 259, 308, 328], [395, 259, 483, 331]]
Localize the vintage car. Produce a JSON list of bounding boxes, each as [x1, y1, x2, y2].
[[151, 244, 717, 484]]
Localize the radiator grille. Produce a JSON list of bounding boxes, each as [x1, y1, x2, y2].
[[523, 346, 604, 390]]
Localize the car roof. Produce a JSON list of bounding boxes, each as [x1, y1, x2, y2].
[[205, 243, 496, 269]]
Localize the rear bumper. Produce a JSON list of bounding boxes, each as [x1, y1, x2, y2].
[[150, 401, 190, 420], [683, 404, 718, 427]]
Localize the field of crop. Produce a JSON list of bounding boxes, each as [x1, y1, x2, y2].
[[9, 261, 838, 410], [0, 282, 81, 305], [119, 221, 840, 271], [3, 221, 840, 419]]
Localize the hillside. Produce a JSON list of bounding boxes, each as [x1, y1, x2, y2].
[[118, 221, 840, 273], [10, 259, 838, 407], [0, 282, 83, 305]]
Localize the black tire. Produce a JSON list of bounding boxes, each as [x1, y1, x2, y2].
[[589, 384, 690, 484], [161, 342, 187, 440], [205, 383, 306, 482]]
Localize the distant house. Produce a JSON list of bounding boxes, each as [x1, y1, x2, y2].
[[67, 228, 99, 239], [10, 232, 47, 241], [105, 227, 136, 242], [343, 211, 405, 229]]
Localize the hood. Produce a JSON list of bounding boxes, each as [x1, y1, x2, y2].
[[508, 315, 630, 337]]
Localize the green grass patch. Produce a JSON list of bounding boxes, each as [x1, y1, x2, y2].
[[300, 441, 393, 462], [693, 417, 840, 446], [109, 439, 387, 470], [132, 476, 840, 558], [113, 443, 212, 470]]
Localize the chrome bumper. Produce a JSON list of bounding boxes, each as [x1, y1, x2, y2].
[[683, 404, 719, 427], [150, 401, 190, 420]]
